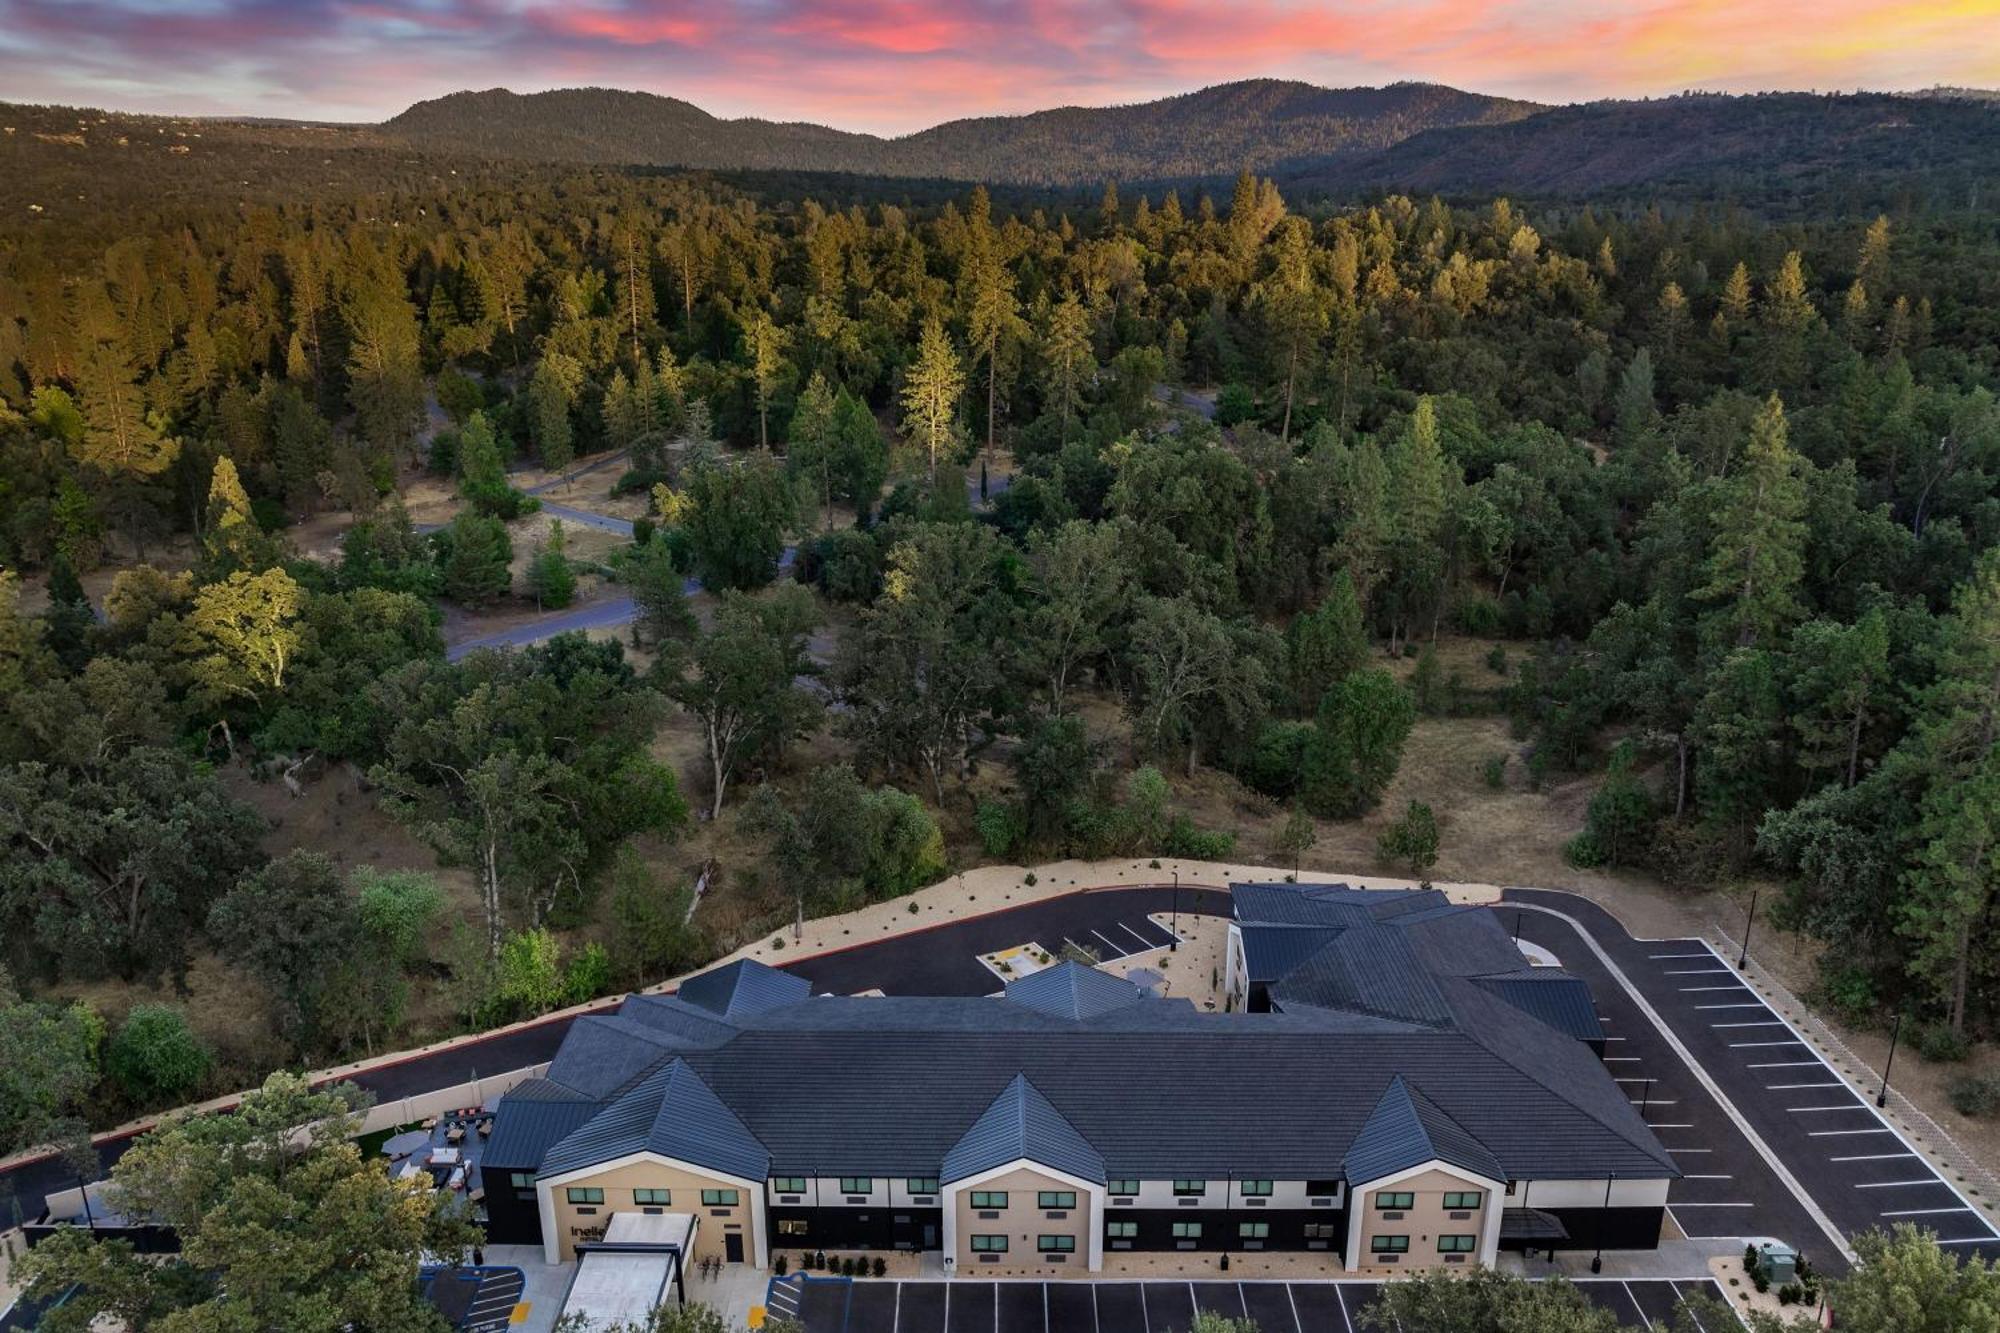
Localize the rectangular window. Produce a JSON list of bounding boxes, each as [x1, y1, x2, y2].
[[509, 1172, 535, 1189], [969, 1191, 1008, 1209], [700, 1189, 739, 1207], [1171, 1221, 1203, 1239], [837, 1177, 872, 1195], [1107, 1179, 1139, 1196], [1303, 1223, 1339, 1240], [1239, 1180, 1274, 1197], [772, 1177, 807, 1194], [969, 1235, 1008, 1253], [1370, 1235, 1411, 1254], [1037, 1191, 1077, 1209], [777, 1219, 809, 1236], [1305, 1179, 1341, 1196], [1374, 1191, 1415, 1210], [633, 1188, 671, 1206], [1172, 1180, 1206, 1197], [566, 1187, 604, 1205], [906, 1178, 939, 1195], [1037, 1235, 1076, 1253], [1106, 1221, 1137, 1239], [1442, 1191, 1483, 1210], [1439, 1234, 1477, 1253], [1238, 1222, 1270, 1239]]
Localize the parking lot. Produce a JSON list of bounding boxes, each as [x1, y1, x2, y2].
[[771, 1276, 1733, 1332], [785, 886, 1208, 998], [1506, 892, 2000, 1268]]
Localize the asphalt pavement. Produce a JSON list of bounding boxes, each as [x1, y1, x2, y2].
[[1508, 889, 2000, 1266], [774, 1276, 1733, 1332]]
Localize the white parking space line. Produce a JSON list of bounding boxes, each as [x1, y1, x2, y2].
[[1614, 1077, 1651, 1083], [1605, 1056, 1643, 1062], [1601, 1035, 1627, 1042], [1666, 1147, 1713, 1153], [1940, 1237, 2000, 1245], [1729, 1040, 1805, 1047], [1680, 986, 1748, 992], [1787, 1105, 1864, 1113], [1855, 1180, 1947, 1189], [1632, 1099, 1679, 1106], [1713, 1021, 1788, 1028], [1767, 1082, 1846, 1090], [1649, 1122, 1693, 1128], [1696, 1003, 1770, 1010], [1810, 1128, 1894, 1137], [1746, 1061, 1824, 1068], [1673, 1202, 1754, 1207], [1089, 930, 1127, 958], [1883, 1207, 1975, 1217], [1651, 953, 1714, 960], [1831, 1153, 1918, 1162], [1665, 969, 1734, 975], [1120, 921, 1158, 949], [1682, 1174, 1735, 1180]]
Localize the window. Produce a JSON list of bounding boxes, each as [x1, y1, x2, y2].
[[1443, 1191, 1483, 1210], [772, 1177, 806, 1194], [1238, 1222, 1270, 1239], [1171, 1221, 1203, 1239], [969, 1235, 1008, 1253], [837, 1177, 872, 1195], [1305, 1179, 1341, 1196], [700, 1189, 739, 1207], [633, 1188, 671, 1206], [906, 1178, 939, 1195], [1038, 1191, 1077, 1209], [777, 1219, 809, 1236], [509, 1172, 535, 1189], [1172, 1179, 1206, 1196], [1303, 1223, 1339, 1240], [1439, 1235, 1477, 1253], [969, 1191, 1008, 1209], [1106, 1221, 1137, 1239], [1240, 1180, 1274, 1197], [1037, 1235, 1077, 1253], [1374, 1191, 1415, 1210], [1370, 1235, 1411, 1254], [1107, 1179, 1139, 1196], [566, 1188, 604, 1205]]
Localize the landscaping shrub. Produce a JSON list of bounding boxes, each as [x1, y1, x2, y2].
[[872, 1257, 886, 1278], [1481, 754, 1507, 789], [1948, 1074, 2000, 1117], [1918, 1023, 1972, 1063]]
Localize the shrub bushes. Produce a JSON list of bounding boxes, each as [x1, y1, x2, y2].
[[1918, 1023, 1972, 1064], [1948, 1074, 2000, 1117]]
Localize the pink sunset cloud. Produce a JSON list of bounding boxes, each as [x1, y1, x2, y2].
[[0, 0, 1993, 132]]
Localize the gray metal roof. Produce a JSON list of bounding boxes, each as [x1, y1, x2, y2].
[[1003, 962, 1147, 1020], [1230, 882, 1446, 927], [544, 1015, 692, 1101], [540, 1058, 770, 1183], [674, 960, 812, 1019], [1472, 972, 1605, 1044], [484, 1095, 602, 1172], [1238, 925, 1344, 984], [1344, 1075, 1506, 1185], [940, 1074, 1106, 1185]]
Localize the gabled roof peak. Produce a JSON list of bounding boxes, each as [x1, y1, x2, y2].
[[674, 958, 812, 1019], [940, 1072, 1105, 1186], [1004, 961, 1147, 1020], [1345, 1074, 1505, 1186]]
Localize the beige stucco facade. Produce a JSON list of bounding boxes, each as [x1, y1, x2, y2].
[[536, 1154, 763, 1265], [1348, 1164, 1499, 1272], [950, 1164, 1095, 1271]]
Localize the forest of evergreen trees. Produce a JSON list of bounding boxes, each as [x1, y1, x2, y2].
[[3, 158, 2000, 1143]]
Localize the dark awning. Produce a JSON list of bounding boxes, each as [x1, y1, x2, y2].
[[1500, 1207, 1570, 1242]]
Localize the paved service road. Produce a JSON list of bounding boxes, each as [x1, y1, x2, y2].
[[773, 1277, 1733, 1332], [1509, 889, 2000, 1266]]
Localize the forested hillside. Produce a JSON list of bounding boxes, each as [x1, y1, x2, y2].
[[384, 81, 1540, 185], [3, 155, 1999, 1149], [1297, 92, 2000, 207]]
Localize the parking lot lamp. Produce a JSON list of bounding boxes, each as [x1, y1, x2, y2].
[[1590, 1172, 1615, 1274], [1170, 871, 1180, 951], [1877, 1012, 1903, 1108], [1736, 889, 1759, 969]]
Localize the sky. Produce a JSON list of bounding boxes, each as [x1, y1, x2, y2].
[[2, 0, 1997, 134]]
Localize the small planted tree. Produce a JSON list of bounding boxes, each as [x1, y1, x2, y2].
[[1377, 801, 1440, 878]]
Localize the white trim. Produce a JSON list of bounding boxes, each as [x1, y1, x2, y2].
[[1342, 1157, 1505, 1271], [536, 1150, 767, 1268], [940, 1157, 1108, 1273]]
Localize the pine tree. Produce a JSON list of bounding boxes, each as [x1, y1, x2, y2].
[[900, 316, 965, 483], [962, 190, 1021, 456], [1384, 397, 1450, 646], [1718, 262, 1754, 326], [744, 310, 790, 452], [203, 456, 277, 577], [1041, 294, 1093, 444], [1697, 394, 1806, 649], [529, 354, 577, 473], [787, 371, 839, 531], [525, 521, 575, 610]]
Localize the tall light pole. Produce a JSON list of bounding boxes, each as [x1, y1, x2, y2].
[[1877, 1012, 1904, 1109], [1590, 1172, 1615, 1274], [1170, 871, 1181, 952], [1737, 888, 1759, 969]]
